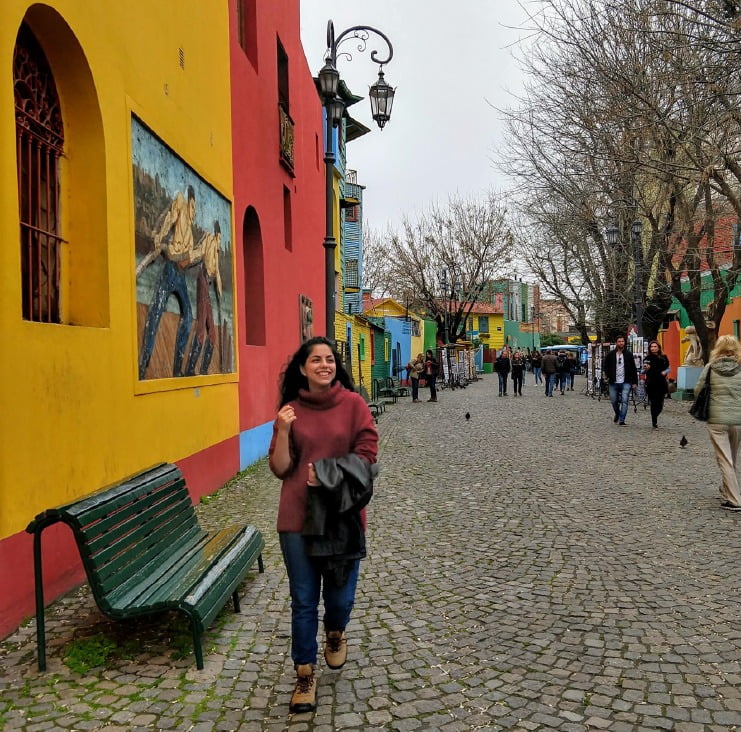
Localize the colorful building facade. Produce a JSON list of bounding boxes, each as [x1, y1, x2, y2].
[[0, 0, 324, 638]]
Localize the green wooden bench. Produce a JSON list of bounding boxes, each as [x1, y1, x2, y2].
[[359, 384, 384, 421], [387, 376, 410, 398], [26, 463, 265, 671]]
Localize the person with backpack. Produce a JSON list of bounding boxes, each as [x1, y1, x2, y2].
[[556, 350, 570, 395], [541, 350, 559, 396], [424, 349, 439, 402]]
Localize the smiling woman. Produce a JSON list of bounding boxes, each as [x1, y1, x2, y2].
[[268, 336, 379, 714]]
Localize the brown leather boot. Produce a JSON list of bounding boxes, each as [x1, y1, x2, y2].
[[324, 630, 347, 669], [289, 664, 316, 713]]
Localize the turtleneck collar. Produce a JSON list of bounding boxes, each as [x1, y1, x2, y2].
[[297, 380, 344, 409]]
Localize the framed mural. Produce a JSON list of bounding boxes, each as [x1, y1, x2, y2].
[[132, 115, 235, 380]]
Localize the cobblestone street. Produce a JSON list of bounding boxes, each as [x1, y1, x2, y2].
[[2, 374, 741, 731]]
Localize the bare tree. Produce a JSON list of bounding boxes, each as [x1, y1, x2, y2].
[[383, 193, 513, 343], [499, 0, 741, 354], [361, 224, 393, 298]]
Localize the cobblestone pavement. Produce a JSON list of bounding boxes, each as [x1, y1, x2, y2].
[[2, 374, 741, 731]]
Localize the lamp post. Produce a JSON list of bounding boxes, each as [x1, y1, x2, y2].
[[317, 21, 395, 341]]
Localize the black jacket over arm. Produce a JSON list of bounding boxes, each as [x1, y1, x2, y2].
[[302, 454, 378, 586]]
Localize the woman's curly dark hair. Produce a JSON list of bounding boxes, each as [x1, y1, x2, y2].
[[278, 337, 354, 407]]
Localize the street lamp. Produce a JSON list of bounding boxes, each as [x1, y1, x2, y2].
[[317, 20, 396, 340]]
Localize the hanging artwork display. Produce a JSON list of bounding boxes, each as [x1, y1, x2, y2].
[[132, 116, 235, 380]]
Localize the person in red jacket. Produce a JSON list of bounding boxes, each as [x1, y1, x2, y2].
[[269, 337, 378, 714]]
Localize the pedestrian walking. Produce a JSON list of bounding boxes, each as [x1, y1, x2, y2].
[[541, 349, 558, 396], [408, 353, 424, 403], [602, 335, 638, 425], [694, 334, 741, 511], [268, 336, 379, 713], [495, 346, 511, 396], [425, 349, 439, 402], [642, 339, 670, 428], [556, 350, 570, 395], [511, 349, 525, 396], [567, 351, 577, 390], [531, 348, 543, 385]]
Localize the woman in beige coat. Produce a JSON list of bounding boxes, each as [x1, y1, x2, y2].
[[408, 353, 425, 403], [694, 335, 741, 511]]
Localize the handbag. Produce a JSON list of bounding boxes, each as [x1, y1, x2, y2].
[[689, 370, 711, 421]]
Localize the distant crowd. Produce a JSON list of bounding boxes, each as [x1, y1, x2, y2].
[[493, 346, 577, 397]]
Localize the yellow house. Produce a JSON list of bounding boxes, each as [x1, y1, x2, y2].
[[1, 0, 236, 637], [362, 296, 424, 375]]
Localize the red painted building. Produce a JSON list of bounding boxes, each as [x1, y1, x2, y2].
[[231, 0, 326, 467]]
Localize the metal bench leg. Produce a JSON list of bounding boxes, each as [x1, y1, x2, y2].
[[258, 554, 264, 573], [232, 590, 241, 613], [32, 530, 47, 672], [192, 623, 204, 670]]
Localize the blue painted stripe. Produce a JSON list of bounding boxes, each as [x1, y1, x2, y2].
[[239, 421, 274, 470]]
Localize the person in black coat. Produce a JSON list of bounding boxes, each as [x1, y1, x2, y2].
[[495, 347, 511, 396], [642, 339, 670, 428], [602, 335, 639, 425]]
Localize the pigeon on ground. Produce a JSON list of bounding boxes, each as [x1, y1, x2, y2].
[[465, 412, 471, 420], [680, 435, 688, 448]]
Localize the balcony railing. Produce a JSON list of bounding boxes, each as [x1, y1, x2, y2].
[[279, 104, 294, 173]]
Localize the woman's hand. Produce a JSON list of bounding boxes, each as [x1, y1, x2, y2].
[[307, 462, 320, 486], [276, 405, 296, 433]]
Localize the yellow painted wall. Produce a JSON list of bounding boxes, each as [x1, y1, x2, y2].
[[354, 317, 373, 389], [489, 314, 506, 351], [1, 1, 235, 538]]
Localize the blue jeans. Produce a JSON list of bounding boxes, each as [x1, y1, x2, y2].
[[544, 373, 555, 396], [411, 378, 419, 400], [497, 372, 508, 394], [279, 532, 360, 666], [532, 367, 542, 384], [609, 382, 632, 422]]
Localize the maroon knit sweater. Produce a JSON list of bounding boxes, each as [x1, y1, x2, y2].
[[269, 382, 378, 532]]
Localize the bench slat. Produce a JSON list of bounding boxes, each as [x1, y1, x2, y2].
[[106, 528, 228, 609], [93, 523, 205, 601], [84, 481, 193, 552], [86, 497, 197, 582]]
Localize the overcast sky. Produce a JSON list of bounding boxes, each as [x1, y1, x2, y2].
[[299, 0, 533, 234]]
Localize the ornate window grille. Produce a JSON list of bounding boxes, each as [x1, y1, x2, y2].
[[14, 24, 65, 323]]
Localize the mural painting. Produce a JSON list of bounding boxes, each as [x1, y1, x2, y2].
[[132, 116, 234, 380]]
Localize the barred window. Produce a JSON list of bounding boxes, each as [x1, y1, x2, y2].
[[345, 259, 359, 288], [14, 24, 65, 323]]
